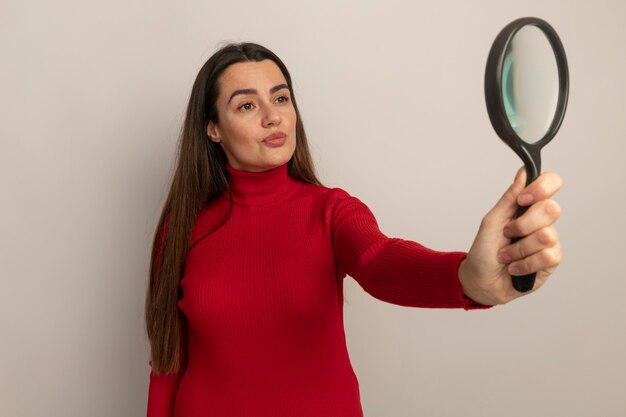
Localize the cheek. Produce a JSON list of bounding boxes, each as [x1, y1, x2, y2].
[[222, 118, 257, 146], [286, 111, 297, 134]]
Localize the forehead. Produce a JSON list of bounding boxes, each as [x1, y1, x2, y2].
[[218, 60, 287, 95]]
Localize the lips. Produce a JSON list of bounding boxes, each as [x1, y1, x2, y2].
[[262, 132, 287, 147]]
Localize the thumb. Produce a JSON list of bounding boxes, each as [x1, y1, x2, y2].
[[487, 167, 527, 222]]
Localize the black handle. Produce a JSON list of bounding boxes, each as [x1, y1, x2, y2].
[[510, 204, 536, 292]]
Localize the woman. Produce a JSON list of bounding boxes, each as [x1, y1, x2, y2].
[[145, 42, 562, 416]]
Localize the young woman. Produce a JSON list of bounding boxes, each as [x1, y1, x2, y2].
[[145, 42, 562, 416]]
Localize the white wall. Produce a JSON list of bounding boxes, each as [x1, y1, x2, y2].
[[2, 0, 625, 416]]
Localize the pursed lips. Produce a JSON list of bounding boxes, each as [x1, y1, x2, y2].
[[262, 132, 287, 147], [263, 132, 286, 142]]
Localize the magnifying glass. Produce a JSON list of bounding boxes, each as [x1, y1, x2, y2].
[[484, 17, 569, 293]]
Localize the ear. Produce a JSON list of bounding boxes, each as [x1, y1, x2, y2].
[[207, 121, 221, 143]]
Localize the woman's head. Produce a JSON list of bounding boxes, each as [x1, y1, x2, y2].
[[190, 42, 313, 174], [207, 58, 296, 172], [146, 42, 321, 374]]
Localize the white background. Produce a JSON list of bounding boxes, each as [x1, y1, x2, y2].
[[2, 1, 625, 416]]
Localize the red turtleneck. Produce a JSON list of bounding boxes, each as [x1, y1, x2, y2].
[[147, 162, 490, 417]]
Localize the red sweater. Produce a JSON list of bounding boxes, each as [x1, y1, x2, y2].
[[147, 162, 490, 417]]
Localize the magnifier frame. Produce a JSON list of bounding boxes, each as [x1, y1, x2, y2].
[[484, 16, 569, 293], [485, 16, 569, 185]]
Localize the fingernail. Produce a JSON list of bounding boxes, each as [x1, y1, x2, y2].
[[518, 193, 533, 205], [509, 264, 522, 275], [498, 250, 511, 263]]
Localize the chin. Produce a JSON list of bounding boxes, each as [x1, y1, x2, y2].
[[268, 154, 292, 169], [273, 144, 296, 165], [241, 142, 295, 171]]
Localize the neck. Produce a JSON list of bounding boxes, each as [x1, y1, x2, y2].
[[225, 161, 302, 206]]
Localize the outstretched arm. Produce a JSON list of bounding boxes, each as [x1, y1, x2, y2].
[[331, 189, 490, 310]]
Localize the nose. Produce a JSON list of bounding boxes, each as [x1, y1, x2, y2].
[[261, 103, 281, 127]]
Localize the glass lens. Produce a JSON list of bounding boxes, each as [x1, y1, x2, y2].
[[501, 25, 559, 143]]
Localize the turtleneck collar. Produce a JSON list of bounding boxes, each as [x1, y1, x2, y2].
[[225, 161, 302, 206]]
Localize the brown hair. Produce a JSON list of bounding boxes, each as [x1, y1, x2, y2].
[[145, 42, 322, 374]]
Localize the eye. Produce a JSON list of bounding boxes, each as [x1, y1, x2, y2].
[[238, 101, 254, 111], [276, 95, 290, 103]]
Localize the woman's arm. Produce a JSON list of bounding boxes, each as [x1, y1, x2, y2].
[[330, 168, 562, 309], [146, 216, 185, 416], [146, 365, 183, 417], [330, 188, 490, 310]]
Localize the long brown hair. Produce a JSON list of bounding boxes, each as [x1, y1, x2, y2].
[[145, 42, 322, 375]]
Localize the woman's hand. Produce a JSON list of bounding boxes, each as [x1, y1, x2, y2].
[[458, 168, 563, 306]]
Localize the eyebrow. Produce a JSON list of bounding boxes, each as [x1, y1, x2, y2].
[[227, 83, 290, 104]]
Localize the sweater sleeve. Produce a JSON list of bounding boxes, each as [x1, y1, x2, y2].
[[330, 188, 491, 310], [147, 366, 183, 417], [146, 216, 185, 417]]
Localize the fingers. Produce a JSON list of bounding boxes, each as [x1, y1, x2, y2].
[[498, 226, 560, 264], [516, 171, 563, 207], [505, 241, 562, 276], [503, 199, 562, 238]]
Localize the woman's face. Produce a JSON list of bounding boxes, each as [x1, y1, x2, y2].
[[207, 59, 297, 172]]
